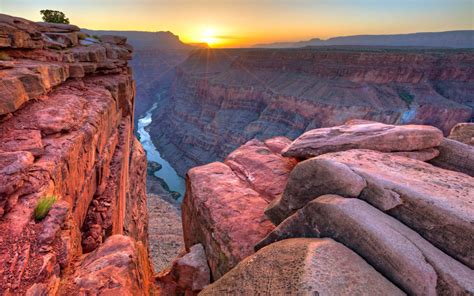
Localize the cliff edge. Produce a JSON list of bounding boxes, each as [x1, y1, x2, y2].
[[0, 14, 153, 295]]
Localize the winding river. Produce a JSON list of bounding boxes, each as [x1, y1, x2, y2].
[[137, 103, 186, 197]]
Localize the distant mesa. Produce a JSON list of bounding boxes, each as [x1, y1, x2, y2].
[[254, 30, 474, 48]]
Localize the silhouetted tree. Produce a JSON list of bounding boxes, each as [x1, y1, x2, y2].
[[40, 10, 70, 24]]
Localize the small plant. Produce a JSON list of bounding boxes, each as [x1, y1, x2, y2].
[[40, 9, 70, 24], [0, 52, 10, 61], [91, 35, 100, 40], [78, 32, 87, 40], [34, 195, 57, 221], [398, 90, 414, 106]]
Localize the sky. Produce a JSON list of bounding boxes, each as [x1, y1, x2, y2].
[[1, 0, 473, 47]]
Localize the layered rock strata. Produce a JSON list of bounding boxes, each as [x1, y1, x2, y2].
[[150, 47, 474, 176], [0, 14, 152, 294]]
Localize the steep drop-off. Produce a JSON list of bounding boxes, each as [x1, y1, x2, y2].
[[0, 14, 153, 294], [150, 47, 474, 176]]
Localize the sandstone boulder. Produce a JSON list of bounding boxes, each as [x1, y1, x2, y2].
[[182, 162, 274, 279], [156, 244, 210, 295], [224, 138, 297, 202], [200, 238, 404, 296], [259, 195, 474, 295], [59, 235, 154, 295], [282, 121, 443, 159], [265, 157, 367, 224], [448, 122, 474, 145], [267, 149, 474, 269], [429, 138, 474, 176]]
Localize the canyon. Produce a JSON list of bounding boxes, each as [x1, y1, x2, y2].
[[0, 14, 153, 294], [148, 47, 473, 176], [1, 12, 474, 296]]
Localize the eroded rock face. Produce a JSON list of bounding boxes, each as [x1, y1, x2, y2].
[[182, 138, 294, 279], [156, 243, 211, 295], [267, 149, 474, 269], [282, 121, 443, 159], [149, 48, 473, 176], [182, 162, 274, 279], [0, 14, 150, 295], [200, 238, 404, 296], [224, 138, 297, 202], [59, 235, 154, 295], [259, 195, 474, 295]]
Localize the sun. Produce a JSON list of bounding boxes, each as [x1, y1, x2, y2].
[[199, 28, 219, 46]]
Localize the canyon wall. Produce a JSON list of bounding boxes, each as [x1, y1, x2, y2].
[[0, 14, 153, 294], [150, 47, 474, 176]]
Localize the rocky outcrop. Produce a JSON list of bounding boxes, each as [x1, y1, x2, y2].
[[184, 120, 473, 294], [0, 14, 151, 294], [58, 235, 154, 295], [200, 238, 404, 295], [182, 138, 295, 279], [150, 47, 473, 176], [282, 120, 443, 158], [267, 148, 474, 268], [156, 243, 210, 295], [259, 196, 474, 295]]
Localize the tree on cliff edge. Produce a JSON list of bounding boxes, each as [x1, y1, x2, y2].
[[40, 9, 70, 24]]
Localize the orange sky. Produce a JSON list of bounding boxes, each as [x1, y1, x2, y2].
[[1, 0, 473, 47]]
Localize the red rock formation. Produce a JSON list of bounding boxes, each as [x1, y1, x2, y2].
[[200, 238, 404, 295], [182, 138, 295, 279], [150, 47, 473, 176], [0, 14, 151, 294], [156, 243, 210, 295], [184, 120, 473, 294]]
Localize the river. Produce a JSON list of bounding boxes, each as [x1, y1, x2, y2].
[[137, 103, 186, 198]]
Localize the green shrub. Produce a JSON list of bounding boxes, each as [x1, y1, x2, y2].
[[0, 52, 10, 61], [40, 9, 70, 24], [34, 195, 57, 221], [398, 91, 414, 106], [78, 32, 87, 40], [91, 35, 100, 40]]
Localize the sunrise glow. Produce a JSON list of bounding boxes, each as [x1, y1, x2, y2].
[[1, 0, 472, 48], [198, 28, 219, 47]]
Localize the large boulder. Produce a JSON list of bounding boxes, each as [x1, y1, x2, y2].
[[265, 157, 367, 224], [224, 138, 297, 202], [59, 235, 154, 295], [429, 138, 474, 176], [182, 162, 275, 279], [156, 244, 210, 295], [266, 149, 474, 269], [200, 238, 404, 296], [259, 195, 474, 295], [282, 121, 443, 159]]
